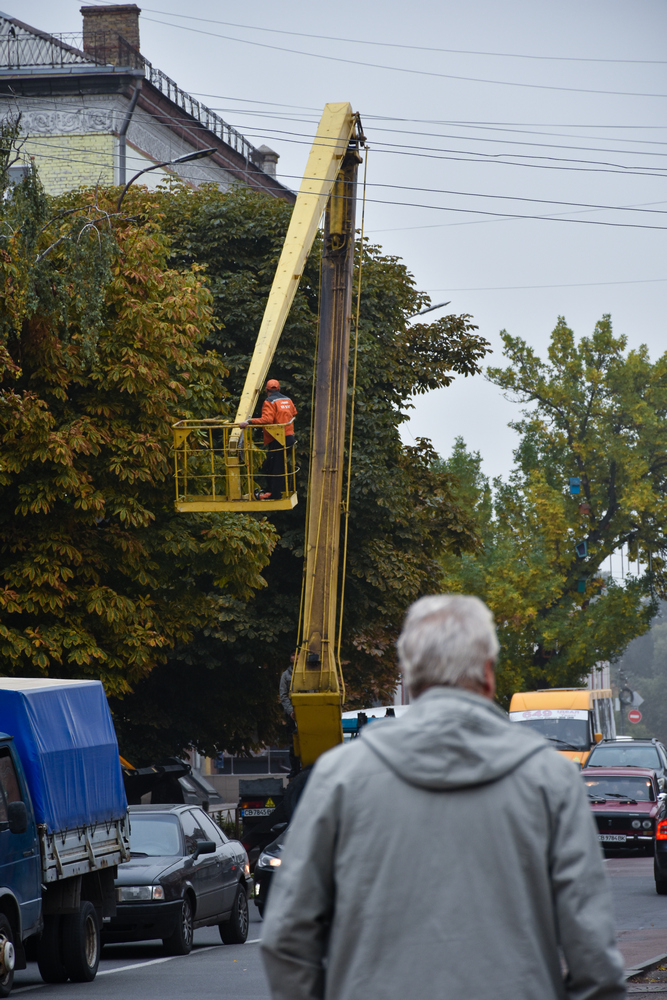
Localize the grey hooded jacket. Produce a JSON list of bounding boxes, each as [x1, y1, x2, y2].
[[261, 686, 626, 1000]]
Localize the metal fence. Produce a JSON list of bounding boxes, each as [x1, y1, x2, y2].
[[0, 25, 260, 165], [0, 29, 93, 69]]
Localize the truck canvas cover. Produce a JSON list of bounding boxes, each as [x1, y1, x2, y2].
[[0, 678, 127, 833]]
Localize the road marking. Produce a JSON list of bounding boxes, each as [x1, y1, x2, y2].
[[98, 946, 219, 975], [13, 943, 242, 992], [246, 938, 261, 944]]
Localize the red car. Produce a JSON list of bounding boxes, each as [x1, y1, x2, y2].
[[582, 766, 660, 855]]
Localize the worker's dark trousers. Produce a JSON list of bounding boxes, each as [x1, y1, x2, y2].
[[263, 435, 294, 499], [284, 713, 301, 777]]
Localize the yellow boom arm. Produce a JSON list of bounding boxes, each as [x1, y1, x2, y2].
[[232, 103, 356, 434]]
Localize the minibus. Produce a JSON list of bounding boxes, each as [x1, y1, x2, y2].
[[509, 688, 616, 766]]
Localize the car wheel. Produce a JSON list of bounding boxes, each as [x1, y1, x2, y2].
[[0, 914, 15, 998], [37, 915, 68, 984], [163, 896, 194, 956], [219, 885, 249, 945], [62, 902, 100, 982]]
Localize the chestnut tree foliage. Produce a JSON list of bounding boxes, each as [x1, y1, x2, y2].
[[0, 136, 490, 760], [0, 166, 276, 704], [438, 316, 667, 705]]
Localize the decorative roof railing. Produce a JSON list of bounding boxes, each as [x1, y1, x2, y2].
[[0, 21, 261, 166]]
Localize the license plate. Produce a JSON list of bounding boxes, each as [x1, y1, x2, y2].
[[598, 834, 627, 843], [241, 808, 274, 817]]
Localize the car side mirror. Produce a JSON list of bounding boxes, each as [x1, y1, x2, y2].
[[193, 840, 216, 858], [7, 801, 28, 835], [594, 733, 603, 744]]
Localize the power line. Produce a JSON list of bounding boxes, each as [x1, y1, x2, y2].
[[141, 16, 667, 100], [119, 6, 667, 65], [18, 95, 667, 177], [234, 124, 667, 172], [19, 138, 667, 231], [425, 277, 667, 292], [368, 199, 667, 233]]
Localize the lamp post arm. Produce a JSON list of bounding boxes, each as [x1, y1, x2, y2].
[[116, 147, 217, 212], [116, 159, 173, 212]]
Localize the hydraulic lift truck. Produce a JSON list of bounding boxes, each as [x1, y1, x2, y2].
[[173, 103, 365, 774]]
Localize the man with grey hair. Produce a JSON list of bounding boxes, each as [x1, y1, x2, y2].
[[261, 595, 626, 1000]]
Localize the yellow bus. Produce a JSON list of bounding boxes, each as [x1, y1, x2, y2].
[[508, 688, 616, 766]]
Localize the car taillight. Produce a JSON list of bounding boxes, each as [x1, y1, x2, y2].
[[656, 820, 667, 840]]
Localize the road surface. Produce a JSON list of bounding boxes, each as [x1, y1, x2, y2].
[[11, 858, 667, 997]]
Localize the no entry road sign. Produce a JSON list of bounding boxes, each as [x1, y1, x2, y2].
[[628, 709, 642, 724]]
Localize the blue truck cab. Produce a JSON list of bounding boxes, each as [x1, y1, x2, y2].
[[0, 678, 130, 996]]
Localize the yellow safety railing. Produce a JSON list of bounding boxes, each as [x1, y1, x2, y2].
[[172, 420, 298, 513]]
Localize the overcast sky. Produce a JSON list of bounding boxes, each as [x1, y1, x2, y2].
[[13, 0, 667, 480]]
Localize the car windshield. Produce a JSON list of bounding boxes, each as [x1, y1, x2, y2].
[[587, 745, 661, 769], [584, 776, 655, 802], [511, 717, 590, 750], [130, 814, 182, 856]]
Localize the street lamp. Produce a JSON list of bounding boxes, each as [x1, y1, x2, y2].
[[116, 147, 217, 211], [408, 300, 451, 319]]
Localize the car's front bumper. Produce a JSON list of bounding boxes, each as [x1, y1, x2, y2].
[[102, 900, 182, 943]]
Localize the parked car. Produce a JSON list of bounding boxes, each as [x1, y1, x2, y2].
[[653, 799, 667, 893], [582, 766, 662, 855], [585, 738, 667, 788], [253, 827, 287, 918], [103, 805, 252, 953]]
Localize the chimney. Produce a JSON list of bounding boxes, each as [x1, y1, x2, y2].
[[256, 145, 279, 178], [81, 4, 141, 65]]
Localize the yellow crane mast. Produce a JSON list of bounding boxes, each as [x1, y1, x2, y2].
[[172, 103, 365, 766]]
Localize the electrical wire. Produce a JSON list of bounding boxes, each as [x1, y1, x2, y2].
[[141, 15, 667, 100], [425, 277, 667, 292], [19, 126, 667, 217], [18, 140, 667, 231], [221, 124, 667, 174], [115, 6, 667, 65], [18, 101, 667, 182], [16, 91, 667, 171]]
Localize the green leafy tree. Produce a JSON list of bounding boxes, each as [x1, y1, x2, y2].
[[0, 166, 275, 700], [439, 314, 665, 703], [106, 183, 490, 759]]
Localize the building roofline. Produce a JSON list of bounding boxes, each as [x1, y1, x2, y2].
[[0, 10, 294, 200]]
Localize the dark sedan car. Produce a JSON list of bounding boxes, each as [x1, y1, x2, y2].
[[104, 804, 252, 953], [582, 766, 661, 855], [253, 827, 287, 918], [585, 738, 667, 788], [652, 795, 667, 894]]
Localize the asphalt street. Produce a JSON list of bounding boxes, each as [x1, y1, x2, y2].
[[11, 859, 667, 998], [12, 904, 271, 1000]]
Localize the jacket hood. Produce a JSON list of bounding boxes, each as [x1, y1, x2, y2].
[[362, 686, 549, 790]]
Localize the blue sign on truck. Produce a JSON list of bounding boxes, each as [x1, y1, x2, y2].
[[0, 678, 130, 996]]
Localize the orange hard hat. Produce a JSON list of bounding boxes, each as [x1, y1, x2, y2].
[[266, 379, 280, 391]]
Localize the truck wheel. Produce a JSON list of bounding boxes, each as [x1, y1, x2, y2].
[[37, 916, 68, 984], [219, 885, 249, 944], [62, 902, 100, 982], [163, 896, 193, 956], [0, 914, 15, 998]]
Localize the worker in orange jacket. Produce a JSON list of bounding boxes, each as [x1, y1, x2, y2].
[[239, 379, 297, 500]]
